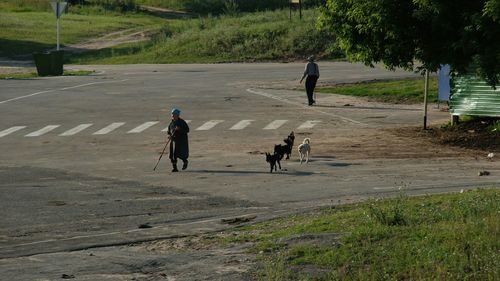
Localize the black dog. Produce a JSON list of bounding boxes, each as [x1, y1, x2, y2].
[[266, 152, 281, 173], [283, 131, 295, 159], [274, 144, 287, 161]]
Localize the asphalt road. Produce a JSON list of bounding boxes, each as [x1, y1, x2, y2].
[[0, 62, 498, 280]]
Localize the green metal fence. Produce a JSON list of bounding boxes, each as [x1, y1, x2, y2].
[[450, 74, 500, 117]]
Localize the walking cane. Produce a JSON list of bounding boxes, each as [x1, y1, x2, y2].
[[153, 137, 171, 171]]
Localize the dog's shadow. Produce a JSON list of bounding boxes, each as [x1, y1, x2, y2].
[[296, 155, 336, 163], [292, 155, 359, 167], [326, 163, 355, 167], [186, 169, 315, 176]]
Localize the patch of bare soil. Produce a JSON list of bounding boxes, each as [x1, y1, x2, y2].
[[395, 119, 499, 153], [315, 119, 497, 163], [140, 5, 195, 19], [315, 128, 466, 161], [128, 234, 259, 280]]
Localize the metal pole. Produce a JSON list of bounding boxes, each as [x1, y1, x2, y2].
[[56, 2, 60, 50], [299, 0, 302, 19], [423, 70, 429, 130]]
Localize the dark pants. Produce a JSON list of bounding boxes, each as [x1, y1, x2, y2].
[[305, 75, 318, 105]]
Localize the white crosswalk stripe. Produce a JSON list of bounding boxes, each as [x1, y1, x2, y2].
[[93, 122, 125, 135], [196, 120, 224, 131], [59, 124, 93, 136], [230, 120, 254, 130], [263, 120, 288, 130], [0, 126, 26, 138], [0, 120, 324, 138], [297, 120, 321, 129], [161, 120, 191, 132], [25, 125, 60, 137], [127, 121, 159, 134]]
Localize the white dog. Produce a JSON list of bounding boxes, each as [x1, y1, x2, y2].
[[297, 138, 311, 164]]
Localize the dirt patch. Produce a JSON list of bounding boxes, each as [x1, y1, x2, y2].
[[394, 119, 499, 153]]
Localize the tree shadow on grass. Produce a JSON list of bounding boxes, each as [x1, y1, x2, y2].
[[64, 44, 147, 64], [0, 38, 54, 60]]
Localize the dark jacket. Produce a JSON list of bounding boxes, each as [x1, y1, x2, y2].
[[168, 118, 189, 161]]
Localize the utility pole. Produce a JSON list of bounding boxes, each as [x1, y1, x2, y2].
[[423, 70, 429, 130], [299, 0, 302, 19]]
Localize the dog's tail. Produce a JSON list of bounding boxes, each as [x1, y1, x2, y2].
[[303, 138, 310, 144]]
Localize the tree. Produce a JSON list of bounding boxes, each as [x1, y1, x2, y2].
[[484, 0, 500, 22], [319, 0, 500, 86]]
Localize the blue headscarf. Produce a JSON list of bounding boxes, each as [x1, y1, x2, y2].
[[171, 108, 181, 116]]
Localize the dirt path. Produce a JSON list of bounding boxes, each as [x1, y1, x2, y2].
[[140, 5, 195, 19], [63, 28, 152, 53]]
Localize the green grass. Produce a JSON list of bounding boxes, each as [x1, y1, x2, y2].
[[316, 78, 439, 104], [223, 189, 499, 280], [0, 0, 51, 12], [489, 120, 500, 132], [67, 9, 340, 64], [0, 70, 94, 79], [0, 10, 164, 58]]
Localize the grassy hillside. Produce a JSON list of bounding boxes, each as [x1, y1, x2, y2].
[[68, 9, 340, 64], [1, 0, 340, 63], [0, 11, 164, 58]]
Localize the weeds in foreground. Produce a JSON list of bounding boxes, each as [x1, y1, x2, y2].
[[229, 189, 499, 280]]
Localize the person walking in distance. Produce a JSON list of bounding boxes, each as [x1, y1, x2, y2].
[[167, 108, 189, 172], [299, 55, 320, 106]]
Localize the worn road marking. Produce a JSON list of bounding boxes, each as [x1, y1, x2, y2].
[[0, 126, 26, 138], [93, 122, 125, 135], [297, 120, 321, 129], [59, 124, 93, 136], [0, 80, 129, 105], [246, 88, 367, 126], [373, 187, 396, 190], [25, 125, 60, 137], [196, 120, 224, 131], [127, 121, 159, 133], [229, 120, 254, 130], [263, 120, 287, 130]]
